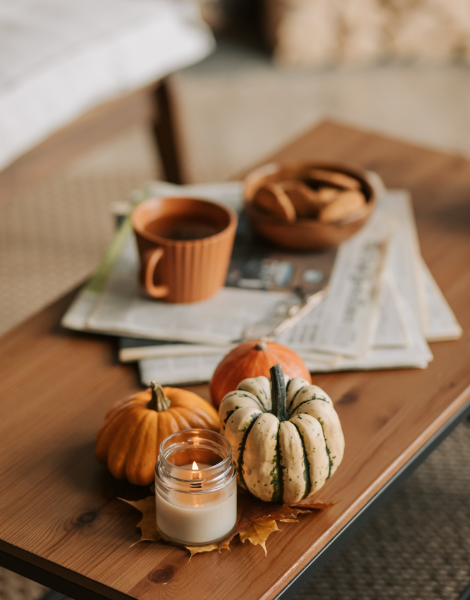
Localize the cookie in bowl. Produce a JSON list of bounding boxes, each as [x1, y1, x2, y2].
[[244, 162, 376, 250]]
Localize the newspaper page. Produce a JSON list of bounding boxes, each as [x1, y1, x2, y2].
[[278, 189, 428, 356], [420, 259, 462, 341], [295, 255, 462, 374], [302, 294, 432, 372], [140, 354, 224, 387], [138, 347, 338, 387], [119, 338, 231, 363], [137, 292, 430, 387], [380, 190, 428, 331], [136, 280, 429, 384], [372, 275, 411, 348], [278, 209, 396, 357]]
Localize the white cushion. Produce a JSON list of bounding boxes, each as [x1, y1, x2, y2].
[[0, 0, 214, 170]]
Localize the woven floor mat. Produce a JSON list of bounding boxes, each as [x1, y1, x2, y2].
[[0, 570, 45, 600], [294, 420, 470, 600], [1, 421, 469, 600]]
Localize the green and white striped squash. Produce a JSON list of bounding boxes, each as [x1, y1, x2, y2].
[[219, 364, 345, 503]]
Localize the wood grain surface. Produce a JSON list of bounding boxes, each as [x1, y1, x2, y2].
[[1, 121, 470, 600]]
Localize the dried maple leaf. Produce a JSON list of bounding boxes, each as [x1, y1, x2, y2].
[[240, 519, 279, 555], [119, 497, 162, 544], [280, 518, 298, 523], [119, 489, 338, 557], [187, 544, 219, 558], [220, 489, 305, 548]]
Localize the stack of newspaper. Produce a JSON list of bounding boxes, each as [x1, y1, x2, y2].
[[62, 178, 462, 386]]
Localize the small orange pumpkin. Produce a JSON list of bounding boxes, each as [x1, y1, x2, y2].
[[95, 382, 219, 486], [210, 340, 312, 408]]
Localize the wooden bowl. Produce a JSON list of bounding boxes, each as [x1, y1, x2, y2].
[[243, 161, 376, 250]]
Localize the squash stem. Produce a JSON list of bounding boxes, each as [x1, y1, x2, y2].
[[148, 381, 171, 412], [270, 364, 287, 422]]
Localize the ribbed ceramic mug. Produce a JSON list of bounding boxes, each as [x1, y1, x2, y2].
[[131, 197, 237, 303]]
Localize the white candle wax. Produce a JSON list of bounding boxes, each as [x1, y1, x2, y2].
[[156, 463, 237, 545]]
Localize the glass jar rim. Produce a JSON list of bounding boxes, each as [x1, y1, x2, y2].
[[156, 429, 235, 492]]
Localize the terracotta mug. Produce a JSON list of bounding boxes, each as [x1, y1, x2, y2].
[[131, 197, 237, 303]]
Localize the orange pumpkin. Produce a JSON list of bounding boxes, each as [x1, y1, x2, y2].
[[95, 382, 219, 486], [210, 340, 312, 408]]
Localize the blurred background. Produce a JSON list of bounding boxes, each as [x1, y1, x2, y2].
[[2, 0, 470, 337], [1, 1, 470, 599]]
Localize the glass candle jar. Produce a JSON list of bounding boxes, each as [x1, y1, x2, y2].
[[155, 429, 237, 546]]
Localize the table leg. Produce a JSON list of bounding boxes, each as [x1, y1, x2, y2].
[[38, 591, 69, 600], [152, 77, 187, 185], [457, 582, 470, 600], [0, 547, 121, 600]]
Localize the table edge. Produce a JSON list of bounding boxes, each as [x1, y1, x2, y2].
[[269, 383, 470, 600], [0, 541, 133, 600]]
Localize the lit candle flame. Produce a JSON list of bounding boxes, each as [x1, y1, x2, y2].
[[192, 461, 198, 470]]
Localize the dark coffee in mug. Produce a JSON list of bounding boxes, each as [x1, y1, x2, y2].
[[146, 215, 222, 241], [131, 196, 237, 303]]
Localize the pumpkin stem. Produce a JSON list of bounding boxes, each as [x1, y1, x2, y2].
[[148, 381, 171, 412], [255, 341, 268, 351], [270, 364, 288, 422]]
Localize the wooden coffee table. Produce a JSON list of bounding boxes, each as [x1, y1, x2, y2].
[[1, 121, 469, 600]]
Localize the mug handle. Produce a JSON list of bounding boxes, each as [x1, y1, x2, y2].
[[142, 248, 169, 299]]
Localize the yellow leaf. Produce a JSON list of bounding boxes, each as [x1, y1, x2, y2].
[[119, 497, 162, 544], [239, 519, 279, 555], [186, 544, 219, 558], [219, 539, 231, 552], [280, 518, 298, 523]]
